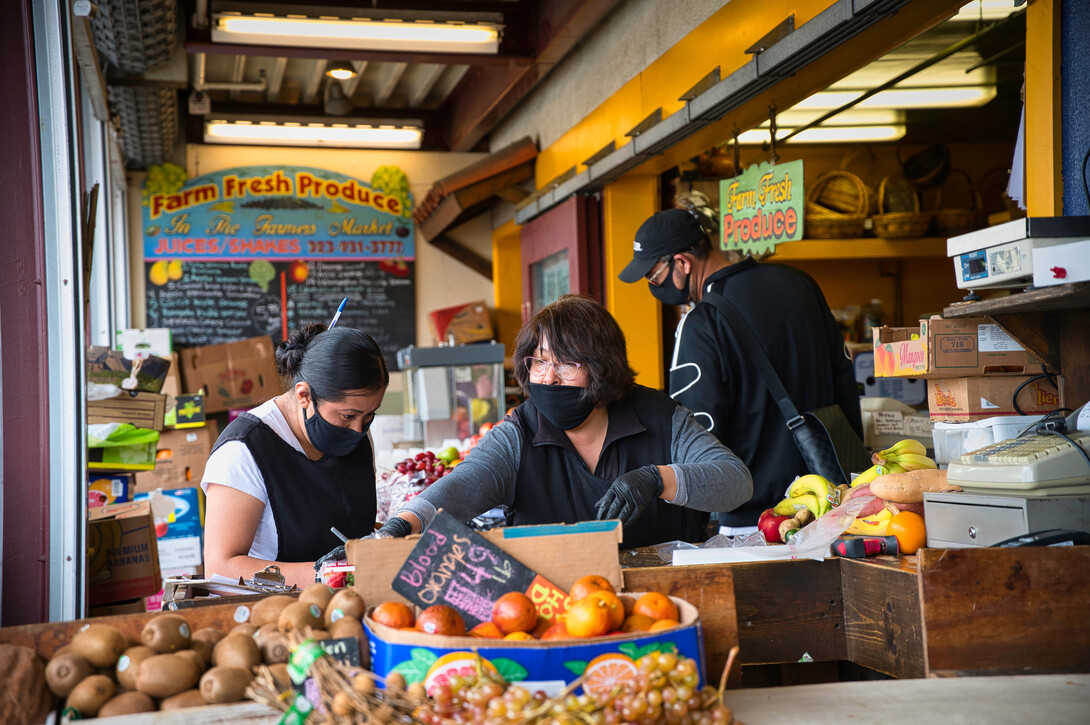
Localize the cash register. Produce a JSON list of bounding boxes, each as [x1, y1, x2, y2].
[[924, 404, 1090, 548]]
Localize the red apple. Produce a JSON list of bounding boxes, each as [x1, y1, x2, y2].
[[757, 508, 793, 544]]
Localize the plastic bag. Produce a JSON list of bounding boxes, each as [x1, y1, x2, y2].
[[653, 530, 769, 564]]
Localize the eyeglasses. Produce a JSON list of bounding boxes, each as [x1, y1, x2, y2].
[[524, 357, 583, 381], [645, 256, 673, 286]]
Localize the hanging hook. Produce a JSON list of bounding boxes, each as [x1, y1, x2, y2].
[[732, 125, 741, 176], [768, 104, 779, 163]]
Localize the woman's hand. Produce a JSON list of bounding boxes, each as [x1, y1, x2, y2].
[[594, 465, 664, 525]]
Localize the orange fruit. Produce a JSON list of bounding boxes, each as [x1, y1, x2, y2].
[[565, 597, 612, 638], [581, 653, 637, 698], [491, 592, 538, 634], [569, 575, 614, 603], [539, 623, 572, 641], [503, 631, 534, 641], [587, 590, 624, 631], [888, 511, 927, 554], [415, 605, 466, 636], [469, 622, 503, 639], [620, 614, 655, 633], [648, 619, 680, 632], [632, 592, 678, 622], [371, 601, 415, 630], [424, 653, 498, 696]]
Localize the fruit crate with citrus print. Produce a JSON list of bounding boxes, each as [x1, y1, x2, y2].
[[363, 595, 702, 698]]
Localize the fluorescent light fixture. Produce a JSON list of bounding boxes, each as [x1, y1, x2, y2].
[[737, 125, 906, 144], [794, 85, 996, 110], [212, 13, 502, 54], [204, 120, 423, 149], [770, 108, 903, 127], [951, 0, 1024, 21]]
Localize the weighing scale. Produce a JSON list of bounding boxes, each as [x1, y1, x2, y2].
[[947, 216, 1090, 291]]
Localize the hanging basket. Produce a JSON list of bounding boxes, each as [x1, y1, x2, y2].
[[872, 176, 931, 239], [804, 171, 868, 239], [932, 169, 986, 237]]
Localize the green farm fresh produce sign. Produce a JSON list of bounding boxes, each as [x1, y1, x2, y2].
[[719, 159, 804, 256]]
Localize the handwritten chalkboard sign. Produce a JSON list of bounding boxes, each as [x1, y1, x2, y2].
[[145, 259, 414, 369], [392, 511, 568, 628]]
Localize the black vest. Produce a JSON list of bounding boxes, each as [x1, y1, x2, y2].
[[510, 386, 708, 549], [210, 412, 377, 562]]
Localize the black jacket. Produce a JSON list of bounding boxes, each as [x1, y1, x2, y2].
[[668, 258, 861, 526]]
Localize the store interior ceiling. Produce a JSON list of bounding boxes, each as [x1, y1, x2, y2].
[[81, 0, 1027, 170]]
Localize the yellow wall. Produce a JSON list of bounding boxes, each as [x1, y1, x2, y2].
[[1026, 0, 1062, 215], [491, 219, 522, 359]]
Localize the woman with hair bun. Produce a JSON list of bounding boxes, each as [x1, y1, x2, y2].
[[201, 324, 389, 587]]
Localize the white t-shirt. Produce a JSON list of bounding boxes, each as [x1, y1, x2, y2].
[[201, 399, 302, 560]]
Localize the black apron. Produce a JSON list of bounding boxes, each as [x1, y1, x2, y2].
[[211, 411, 377, 562], [510, 386, 708, 549]]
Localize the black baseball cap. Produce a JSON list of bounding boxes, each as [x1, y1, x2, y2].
[[618, 208, 708, 283]]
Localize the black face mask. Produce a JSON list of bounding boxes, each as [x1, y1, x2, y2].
[[304, 400, 369, 457], [648, 260, 691, 307], [527, 383, 597, 430]]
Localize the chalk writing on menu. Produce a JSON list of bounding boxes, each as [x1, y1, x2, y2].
[[391, 511, 568, 628]]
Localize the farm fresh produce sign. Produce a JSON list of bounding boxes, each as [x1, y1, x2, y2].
[[719, 159, 804, 256], [143, 165, 413, 262]]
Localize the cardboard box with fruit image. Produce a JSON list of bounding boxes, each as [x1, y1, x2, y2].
[[348, 516, 704, 697]]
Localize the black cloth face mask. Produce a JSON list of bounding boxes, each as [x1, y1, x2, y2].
[[304, 399, 369, 457], [648, 260, 691, 307], [527, 383, 597, 430]]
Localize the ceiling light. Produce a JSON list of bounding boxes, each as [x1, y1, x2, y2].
[[768, 109, 903, 127], [326, 61, 357, 81], [204, 120, 423, 149], [794, 85, 996, 110], [951, 0, 1024, 22], [212, 13, 502, 54], [737, 125, 906, 144]]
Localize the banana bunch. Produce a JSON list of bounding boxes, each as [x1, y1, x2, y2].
[[871, 439, 937, 472], [773, 474, 842, 517], [846, 507, 892, 536]]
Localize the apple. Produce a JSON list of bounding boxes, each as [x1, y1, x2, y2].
[[757, 508, 793, 544]]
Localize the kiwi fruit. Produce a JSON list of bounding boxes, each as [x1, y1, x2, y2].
[[98, 690, 156, 717], [191, 627, 225, 646], [199, 665, 254, 704], [267, 663, 291, 688], [141, 613, 192, 653], [160, 689, 208, 710], [231, 622, 260, 637], [308, 629, 331, 641], [329, 617, 369, 668], [116, 645, 157, 691], [65, 673, 116, 717], [135, 653, 201, 698], [69, 623, 127, 667], [299, 582, 335, 611], [52, 644, 73, 658], [212, 634, 261, 670], [258, 630, 290, 664], [45, 652, 93, 698], [278, 601, 323, 633], [324, 589, 365, 628], [189, 638, 214, 667], [176, 648, 207, 676], [250, 595, 296, 627]]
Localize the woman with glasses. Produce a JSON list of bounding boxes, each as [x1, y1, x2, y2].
[[374, 294, 752, 549]]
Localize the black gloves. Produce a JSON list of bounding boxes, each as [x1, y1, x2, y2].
[[594, 465, 664, 526], [314, 545, 345, 571], [374, 516, 413, 539]]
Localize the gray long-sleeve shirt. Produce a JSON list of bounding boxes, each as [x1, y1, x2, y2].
[[396, 405, 752, 531]]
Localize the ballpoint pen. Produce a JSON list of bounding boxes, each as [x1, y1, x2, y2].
[[328, 297, 348, 330]]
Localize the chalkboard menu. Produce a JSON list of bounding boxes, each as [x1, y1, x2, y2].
[[142, 165, 416, 367], [392, 512, 568, 628], [145, 259, 414, 367]]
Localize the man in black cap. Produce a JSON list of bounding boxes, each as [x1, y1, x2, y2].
[[619, 208, 861, 534]]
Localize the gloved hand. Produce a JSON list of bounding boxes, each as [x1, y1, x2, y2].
[[594, 465, 664, 526], [373, 516, 413, 539], [313, 544, 345, 571]]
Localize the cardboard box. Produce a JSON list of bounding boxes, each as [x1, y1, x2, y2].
[[349, 521, 704, 696], [88, 473, 133, 508], [178, 336, 282, 413], [927, 376, 1063, 422], [87, 345, 171, 393], [87, 391, 167, 432], [87, 501, 161, 606], [87, 424, 161, 471], [134, 424, 217, 494], [428, 300, 494, 345], [134, 487, 205, 571], [873, 317, 1049, 379]]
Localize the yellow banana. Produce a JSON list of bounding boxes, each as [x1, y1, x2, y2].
[[773, 497, 803, 516], [846, 508, 893, 536], [788, 475, 833, 515], [850, 464, 881, 488], [891, 453, 938, 471], [878, 439, 927, 459], [875, 461, 906, 476]]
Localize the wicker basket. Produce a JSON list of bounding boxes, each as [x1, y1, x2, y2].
[[873, 176, 930, 239], [932, 169, 985, 236], [899, 143, 950, 188], [804, 171, 868, 239], [839, 147, 880, 215]]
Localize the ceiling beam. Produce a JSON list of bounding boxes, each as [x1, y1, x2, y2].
[[341, 60, 369, 99], [229, 55, 246, 101], [302, 58, 327, 104], [266, 57, 287, 102], [444, 0, 624, 152], [374, 62, 408, 105], [408, 63, 445, 107]]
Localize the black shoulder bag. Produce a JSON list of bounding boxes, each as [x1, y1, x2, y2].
[[700, 290, 870, 486]]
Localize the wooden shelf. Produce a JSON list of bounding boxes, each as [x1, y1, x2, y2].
[[772, 237, 946, 260], [943, 281, 1090, 317]]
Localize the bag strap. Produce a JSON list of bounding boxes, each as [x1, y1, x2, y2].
[[699, 290, 806, 429]]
